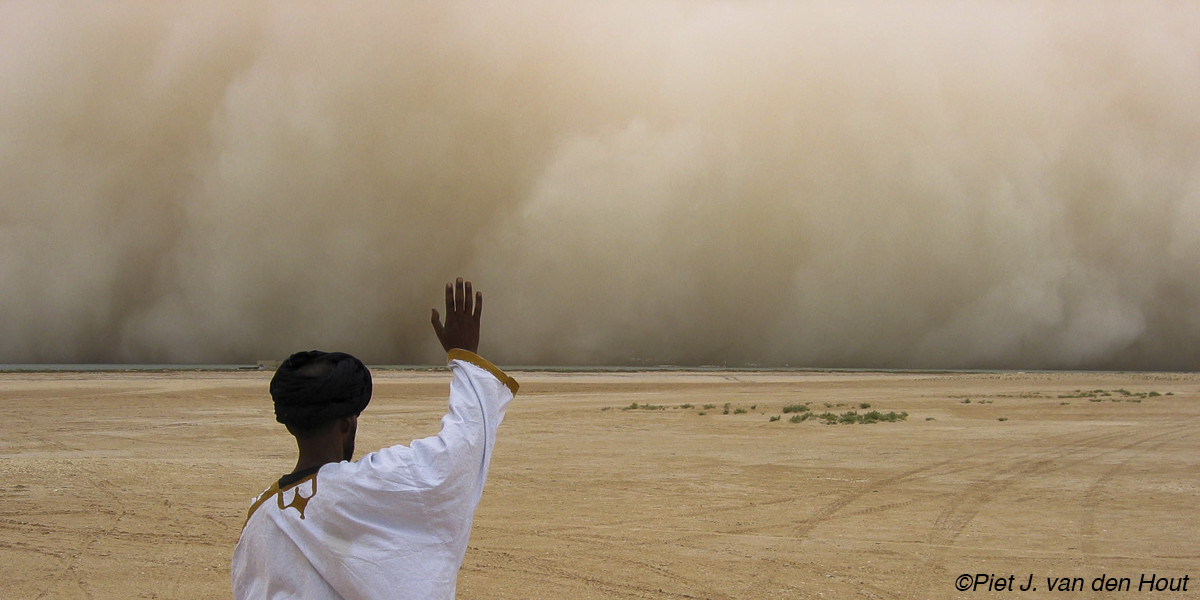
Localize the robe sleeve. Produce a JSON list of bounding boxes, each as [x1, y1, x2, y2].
[[372, 351, 517, 518]]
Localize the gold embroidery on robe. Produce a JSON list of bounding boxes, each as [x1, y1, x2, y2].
[[277, 476, 317, 519]]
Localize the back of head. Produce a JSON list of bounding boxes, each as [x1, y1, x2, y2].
[[270, 350, 372, 433]]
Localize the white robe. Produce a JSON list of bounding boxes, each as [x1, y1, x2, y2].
[[232, 350, 518, 600]]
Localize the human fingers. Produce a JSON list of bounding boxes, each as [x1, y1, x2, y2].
[[454, 277, 465, 313], [444, 282, 454, 316], [431, 308, 447, 348], [473, 291, 482, 321], [463, 280, 473, 316]]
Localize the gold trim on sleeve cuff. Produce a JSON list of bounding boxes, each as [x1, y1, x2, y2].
[[447, 349, 519, 395]]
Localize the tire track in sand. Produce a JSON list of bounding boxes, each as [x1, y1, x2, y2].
[[1076, 423, 1197, 556], [896, 422, 1195, 600], [467, 546, 733, 599]]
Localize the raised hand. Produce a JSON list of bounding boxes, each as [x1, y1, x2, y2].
[[431, 277, 482, 354]]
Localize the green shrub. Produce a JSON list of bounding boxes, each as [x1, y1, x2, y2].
[[816, 410, 911, 424]]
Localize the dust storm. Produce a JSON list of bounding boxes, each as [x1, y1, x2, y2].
[[1, 2, 1197, 368]]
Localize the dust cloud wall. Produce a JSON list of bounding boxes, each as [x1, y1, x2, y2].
[[2, 2, 1198, 369]]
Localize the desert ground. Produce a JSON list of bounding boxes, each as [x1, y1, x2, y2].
[[0, 368, 1196, 599]]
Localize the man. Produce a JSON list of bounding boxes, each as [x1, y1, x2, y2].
[[232, 278, 518, 599]]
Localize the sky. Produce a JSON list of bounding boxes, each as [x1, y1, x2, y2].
[[1, 1, 1198, 369]]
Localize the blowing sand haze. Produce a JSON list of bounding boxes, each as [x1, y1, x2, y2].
[[2, 2, 1199, 369]]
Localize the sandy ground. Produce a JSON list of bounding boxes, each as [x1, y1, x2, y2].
[[0, 368, 1197, 599]]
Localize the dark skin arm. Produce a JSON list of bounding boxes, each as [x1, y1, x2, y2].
[[431, 277, 482, 354]]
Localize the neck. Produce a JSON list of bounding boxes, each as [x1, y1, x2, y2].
[[292, 437, 346, 474]]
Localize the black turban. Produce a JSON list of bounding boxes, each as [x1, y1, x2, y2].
[[270, 350, 372, 429]]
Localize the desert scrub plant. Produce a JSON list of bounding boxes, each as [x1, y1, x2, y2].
[[782, 404, 810, 413], [872, 411, 907, 423], [733, 407, 748, 414], [769, 415, 781, 422], [860, 411, 885, 423], [679, 403, 693, 409], [1059, 389, 1127, 399], [623, 403, 666, 411], [781, 409, 910, 425], [703, 404, 716, 410], [859, 402, 871, 409], [821, 410, 910, 424]]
